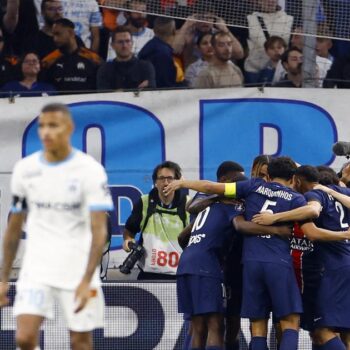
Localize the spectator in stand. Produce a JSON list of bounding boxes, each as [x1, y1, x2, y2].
[[41, 18, 102, 93], [60, 0, 102, 52], [193, 31, 243, 88], [139, 17, 185, 88], [323, 55, 350, 88], [25, 0, 85, 59], [185, 32, 213, 87], [273, 47, 303, 87], [1, 51, 55, 97], [0, 26, 19, 87], [107, 0, 154, 60], [244, 0, 293, 84], [173, 6, 244, 68], [256, 35, 287, 85], [97, 26, 155, 90], [0, 0, 39, 55]]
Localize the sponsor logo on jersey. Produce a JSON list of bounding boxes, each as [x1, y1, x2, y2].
[[188, 233, 206, 246], [31, 201, 81, 211], [290, 237, 314, 252]]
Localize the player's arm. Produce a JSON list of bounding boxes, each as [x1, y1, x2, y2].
[[75, 211, 108, 313], [0, 212, 25, 306], [186, 194, 219, 215], [163, 179, 228, 197], [233, 215, 292, 237], [252, 201, 321, 225], [178, 222, 194, 249], [314, 184, 350, 209], [301, 221, 350, 241]]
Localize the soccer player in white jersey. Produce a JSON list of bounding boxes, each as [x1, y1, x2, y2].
[[0, 103, 114, 350]]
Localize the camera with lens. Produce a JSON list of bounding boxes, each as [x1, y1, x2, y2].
[[119, 242, 145, 274]]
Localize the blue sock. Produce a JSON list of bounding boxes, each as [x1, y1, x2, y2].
[[225, 340, 240, 350], [312, 345, 322, 350], [206, 347, 223, 350], [183, 333, 192, 350], [250, 336, 268, 350], [280, 329, 298, 350], [190, 348, 205, 350], [321, 337, 346, 350]]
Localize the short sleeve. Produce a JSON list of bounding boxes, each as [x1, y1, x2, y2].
[[84, 163, 114, 211], [304, 190, 323, 205], [290, 194, 308, 210], [236, 179, 256, 199], [11, 162, 27, 213]]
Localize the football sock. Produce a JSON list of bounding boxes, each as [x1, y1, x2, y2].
[[225, 340, 240, 350], [280, 329, 298, 350], [250, 336, 268, 350], [206, 347, 223, 350]]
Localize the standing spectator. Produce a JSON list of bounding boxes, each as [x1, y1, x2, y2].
[[193, 31, 243, 89], [173, 9, 244, 68], [139, 17, 184, 88], [323, 55, 350, 88], [244, 0, 293, 84], [123, 161, 190, 280], [0, 26, 19, 87], [107, 0, 154, 60], [60, 0, 102, 52], [41, 18, 102, 93], [0, 0, 39, 55], [185, 32, 214, 87], [97, 26, 155, 90], [256, 35, 287, 85], [1, 51, 55, 97], [25, 0, 85, 59], [273, 47, 303, 87]]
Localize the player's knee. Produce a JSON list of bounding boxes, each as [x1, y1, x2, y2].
[[16, 331, 37, 350], [70, 332, 92, 350]]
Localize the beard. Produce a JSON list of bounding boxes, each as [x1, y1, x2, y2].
[[130, 17, 146, 29]]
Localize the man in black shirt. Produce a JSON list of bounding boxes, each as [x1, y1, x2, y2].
[[273, 47, 303, 88], [97, 26, 155, 90], [25, 0, 84, 59], [41, 18, 102, 93]]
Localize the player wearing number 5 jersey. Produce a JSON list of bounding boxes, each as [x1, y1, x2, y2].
[[0, 103, 114, 350], [164, 157, 311, 350], [123, 161, 191, 280]]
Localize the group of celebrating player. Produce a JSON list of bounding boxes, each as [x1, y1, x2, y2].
[[165, 156, 350, 350]]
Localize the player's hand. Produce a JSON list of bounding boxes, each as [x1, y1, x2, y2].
[[163, 179, 183, 197], [252, 212, 276, 225], [313, 184, 332, 194], [123, 238, 135, 252], [74, 280, 90, 313], [0, 282, 10, 307]]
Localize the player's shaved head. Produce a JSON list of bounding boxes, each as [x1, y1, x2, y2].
[[41, 102, 71, 118]]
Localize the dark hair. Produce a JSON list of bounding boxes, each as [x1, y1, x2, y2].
[[54, 18, 75, 29], [41, 0, 57, 11], [153, 17, 175, 38], [111, 26, 132, 42], [251, 155, 271, 178], [295, 165, 320, 183], [267, 156, 297, 180], [41, 103, 71, 116], [196, 32, 212, 46], [152, 161, 182, 183], [264, 35, 287, 51], [211, 31, 231, 47], [280, 46, 302, 64], [216, 161, 244, 180], [316, 165, 339, 185]]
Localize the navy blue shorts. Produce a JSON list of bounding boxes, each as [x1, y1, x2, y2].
[[177, 274, 225, 316], [241, 261, 303, 319], [299, 267, 323, 331], [314, 266, 350, 330]]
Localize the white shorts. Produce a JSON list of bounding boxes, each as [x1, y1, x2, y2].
[[13, 281, 104, 332]]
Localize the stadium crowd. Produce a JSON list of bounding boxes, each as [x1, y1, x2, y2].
[[0, 0, 350, 96]]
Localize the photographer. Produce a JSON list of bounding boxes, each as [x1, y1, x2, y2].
[[122, 161, 190, 280]]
